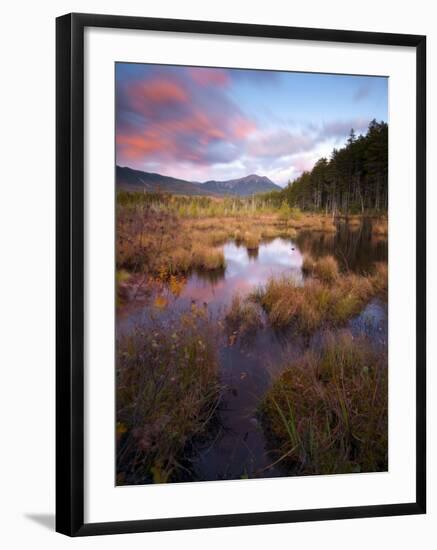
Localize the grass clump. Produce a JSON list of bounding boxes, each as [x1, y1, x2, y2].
[[116, 305, 222, 484], [225, 295, 263, 338], [371, 262, 388, 296], [313, 255, 339, 283], [285, 227, 298, 239], [191, 244, 226, 271], [260, 331, 388, 475], [254, 269, 375, 333], [302, 254, 339, 283], [260, 226, 279, 240], [205, 229, 229, 246], [233, 228, 243, 243], [165, 248, 192, 275], [242, 231, 261, 250], [302, 254, 316, 275], [288, 213, 333, 231]]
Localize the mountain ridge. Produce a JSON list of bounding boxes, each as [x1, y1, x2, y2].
[[116, 166, 282, 197], [201, 174, 281, 196]]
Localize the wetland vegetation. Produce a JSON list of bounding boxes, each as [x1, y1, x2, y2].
[[116, 188, 388, 484]]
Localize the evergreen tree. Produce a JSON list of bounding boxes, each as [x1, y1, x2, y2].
[[273, 120, 388, 214]]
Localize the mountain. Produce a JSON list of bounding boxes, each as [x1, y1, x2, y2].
[[116, 166, 212, 196], [201, 174, 281, 196], [117, 166, 281, 197]]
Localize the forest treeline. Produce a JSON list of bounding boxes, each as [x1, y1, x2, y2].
[[261, 120, 388, 215]]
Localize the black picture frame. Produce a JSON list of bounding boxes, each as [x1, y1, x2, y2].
[[56, 12, 426, 537]]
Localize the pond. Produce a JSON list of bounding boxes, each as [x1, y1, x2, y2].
[[119, 225, 388, 482]]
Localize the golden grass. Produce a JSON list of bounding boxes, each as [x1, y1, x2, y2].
[[204, 229, 230, 246], [312, 255, 339, 283], [286, 213, 336, 232], [191, 244, 226, 271], [302, 254, 316, 275], [260, 226, 279, 239], [261, 331, 387, 474], [242, 231, 261, 250], [302, 254, 339, 283], [371, 262, 388, 295], [253, 256, 380, 333]]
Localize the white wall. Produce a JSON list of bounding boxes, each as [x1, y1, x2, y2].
[[0, 0, 434, 547]]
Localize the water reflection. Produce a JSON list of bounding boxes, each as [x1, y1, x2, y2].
[[297, 220, 388, 273], [176, 238, 303, 313]]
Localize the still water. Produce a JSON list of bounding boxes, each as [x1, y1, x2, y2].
[[121, 225, 388, 481]]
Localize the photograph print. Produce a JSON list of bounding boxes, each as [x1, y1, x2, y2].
[[115, 62, 388, 486]]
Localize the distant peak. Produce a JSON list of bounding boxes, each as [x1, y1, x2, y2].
[[117, 165, 281, 196]]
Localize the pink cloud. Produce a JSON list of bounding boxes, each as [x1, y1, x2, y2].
[[117, 132, 173, 160], [188, 67, 230, 87], [292, 155, 316, 173], [233, 117, 257, 139], [117, 73, 256, 167], [127, 78, 189, 112]]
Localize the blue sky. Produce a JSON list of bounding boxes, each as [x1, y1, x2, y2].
[[116, 63, 387, 186]]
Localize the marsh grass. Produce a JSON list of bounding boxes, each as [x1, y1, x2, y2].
[[253, 256, 386, 333], [225, 294, 264, 341], [260, 331, 388, 474], [371, 262, 388, 296], [116, 203, 228, 292], [116, 304, 222, 484], [116, 192, 342, 306], [302, 254, 316, 275], [204, 229, 230, 246], [312, 255, 339, 283], [285, 213, 336, 232], [191, 244, 227, 271], [242, 231, 261, 250], [115, 191, 388, 482], [260, 226, 279, 240]]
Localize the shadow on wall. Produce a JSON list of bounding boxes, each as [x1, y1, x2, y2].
[[24, 514, 55, 531]]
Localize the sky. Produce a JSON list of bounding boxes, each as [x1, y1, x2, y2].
[[116, 63, 388, 187]]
